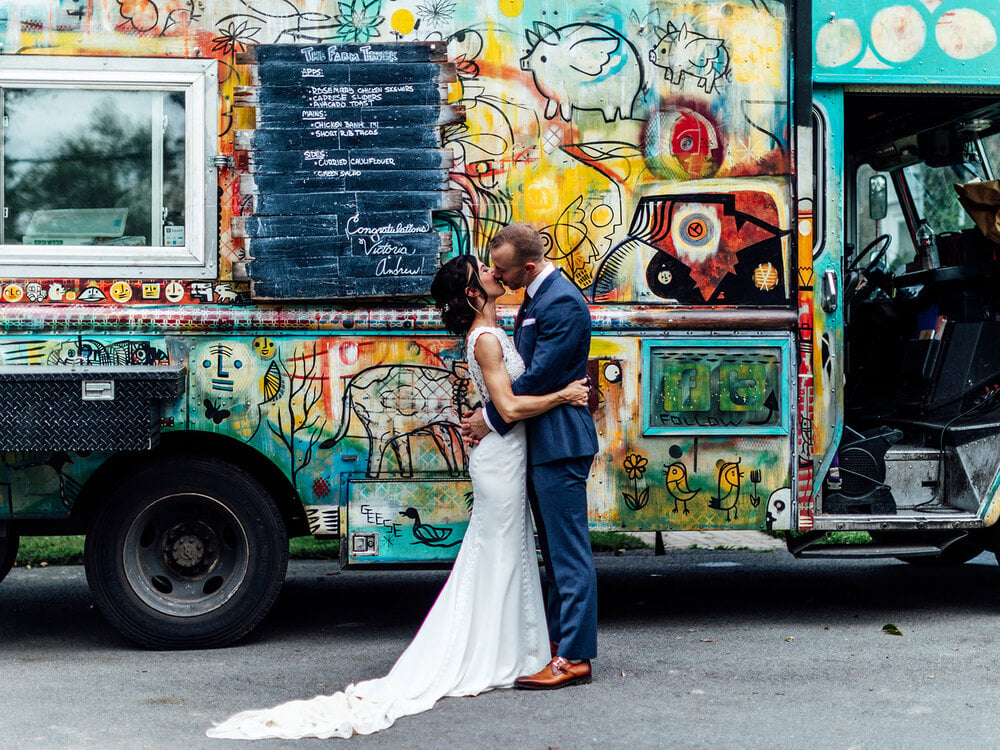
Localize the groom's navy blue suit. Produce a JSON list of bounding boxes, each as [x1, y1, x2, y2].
[[485, 268, 599, 660]]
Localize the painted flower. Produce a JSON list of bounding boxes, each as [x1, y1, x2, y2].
[[416, 0, 457, 29], [211, 18, 261, 57], [623, 488, 649, 511], [332, 0, 384, 43], [623, 453, 648, 481]]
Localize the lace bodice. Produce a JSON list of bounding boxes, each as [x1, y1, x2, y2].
[[466, 326, 525, 405]]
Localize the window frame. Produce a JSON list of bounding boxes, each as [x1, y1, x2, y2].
[[0, 55, 217, 279], [810, 104, 827, 258]]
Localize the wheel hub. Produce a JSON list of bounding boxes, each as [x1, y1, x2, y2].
[[119, 491, 255, 619], [163, 521, 217, 577]]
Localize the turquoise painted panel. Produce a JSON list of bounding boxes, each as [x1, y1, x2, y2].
[[642, 337, 791, 435], [814, 0, 1000, 83], [345, 477, 472, 564]]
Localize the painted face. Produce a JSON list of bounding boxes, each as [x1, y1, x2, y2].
[[252, 336, 276, 359], [109, 281, 132, 303], [488, 242, 532, 291]]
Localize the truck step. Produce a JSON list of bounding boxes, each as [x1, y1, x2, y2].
[[788, 530, 970, 559], [792, 543, 943, 559]]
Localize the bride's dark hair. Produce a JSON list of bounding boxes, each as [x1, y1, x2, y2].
[[431, 255, 487, 335]]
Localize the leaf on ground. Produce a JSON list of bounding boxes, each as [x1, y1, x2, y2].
[[882, 623, 903, 636]]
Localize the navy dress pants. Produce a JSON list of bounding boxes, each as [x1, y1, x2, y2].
[[527, 455, 597, 660]]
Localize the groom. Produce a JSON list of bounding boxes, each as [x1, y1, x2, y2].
[[463, 222, 599, 689]]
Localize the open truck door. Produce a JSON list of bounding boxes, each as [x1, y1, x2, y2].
[[801, 0, 1000, 562]]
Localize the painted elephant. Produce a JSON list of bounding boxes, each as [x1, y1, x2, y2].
[[321, 363, 476, 477]]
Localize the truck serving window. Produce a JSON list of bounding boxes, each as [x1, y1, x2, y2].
[[0, 56, 217, 279]]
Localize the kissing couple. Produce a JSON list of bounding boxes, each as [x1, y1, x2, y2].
[[207, 223, 599, 740]]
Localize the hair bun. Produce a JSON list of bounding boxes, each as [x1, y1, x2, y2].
[[431, 255, 481, 335]]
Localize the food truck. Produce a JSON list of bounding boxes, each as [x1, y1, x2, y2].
[[3, 0, 1000, 647]]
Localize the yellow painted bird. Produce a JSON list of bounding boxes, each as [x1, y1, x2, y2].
[[709, 458, 743, 521], [663, 461, 700, 514]]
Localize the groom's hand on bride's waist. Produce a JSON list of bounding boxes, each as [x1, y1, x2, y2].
[[461, 408, 490, 446]]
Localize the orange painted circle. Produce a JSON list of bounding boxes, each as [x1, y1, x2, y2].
[[2, 284, 23, 303], [753, 262, 780, 291], [685, 219, 707, 241], [591, 204, 614, 228], [498, 0, 523, 17]]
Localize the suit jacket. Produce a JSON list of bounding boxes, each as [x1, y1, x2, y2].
[[485, 269, 598, 465]]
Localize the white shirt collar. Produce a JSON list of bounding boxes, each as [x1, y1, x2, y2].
[[526, 262, 555, 298]]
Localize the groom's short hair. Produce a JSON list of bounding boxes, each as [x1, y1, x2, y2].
[[489, 223, 545, 264]]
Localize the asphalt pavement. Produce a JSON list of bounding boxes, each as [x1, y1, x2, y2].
[[4, 544, 1000, 749]]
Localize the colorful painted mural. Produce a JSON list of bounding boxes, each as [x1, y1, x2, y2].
[[2, 0, 792, 307], [0, 322, 795, 559], [0, 0, 800, 569], [584, 334, 792, 533]]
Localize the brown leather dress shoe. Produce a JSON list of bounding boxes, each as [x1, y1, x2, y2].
[[514, 656, 592, 690]]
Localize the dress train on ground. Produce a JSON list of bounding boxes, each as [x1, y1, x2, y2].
[[207, 402, 548, 739]]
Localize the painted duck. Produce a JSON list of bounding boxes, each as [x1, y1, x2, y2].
[[399, 507, 462, 548]]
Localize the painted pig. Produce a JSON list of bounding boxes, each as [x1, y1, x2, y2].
[[649, 22, 731, 95], [520, 21, 644, 122]]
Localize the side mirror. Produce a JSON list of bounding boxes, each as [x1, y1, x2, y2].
[[869, 174, 888, 221]]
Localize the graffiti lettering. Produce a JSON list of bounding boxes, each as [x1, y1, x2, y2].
[[660, 414, 745, 428]]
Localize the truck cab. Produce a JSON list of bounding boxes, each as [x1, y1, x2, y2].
[[806, 2, 1000, 559]]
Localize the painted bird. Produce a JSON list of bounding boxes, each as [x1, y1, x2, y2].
[[663, 461, 699, 514], [399, 507, 462, 548], [709, 458, 742, 521]]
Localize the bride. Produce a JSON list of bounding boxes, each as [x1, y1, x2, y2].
[[207, 255, 589, 740]]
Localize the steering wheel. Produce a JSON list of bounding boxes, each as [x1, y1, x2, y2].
[[847, 234, 892, 274]]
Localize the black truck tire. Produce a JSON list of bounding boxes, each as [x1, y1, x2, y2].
[[84, 454, 288, 649]]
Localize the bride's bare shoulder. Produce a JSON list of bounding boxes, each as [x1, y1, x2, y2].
[[469, 328, 504, 365]]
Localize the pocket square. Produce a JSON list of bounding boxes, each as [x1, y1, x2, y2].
[[521, 318, 536, 327]]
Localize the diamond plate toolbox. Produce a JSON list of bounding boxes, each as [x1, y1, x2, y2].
[[0, 366, 186, 451]]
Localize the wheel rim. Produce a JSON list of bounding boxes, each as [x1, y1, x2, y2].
[[122, 492, 251, 618]]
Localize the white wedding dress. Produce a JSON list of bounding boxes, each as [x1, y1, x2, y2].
[[207, 326, 549, 740]]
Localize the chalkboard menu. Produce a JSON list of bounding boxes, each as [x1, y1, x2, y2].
[[233, 42, 462, 299]]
